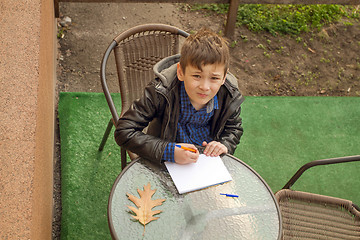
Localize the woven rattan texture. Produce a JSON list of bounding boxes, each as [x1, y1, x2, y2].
[[276, 189, 360, 239], [114, 31, 180, 116]]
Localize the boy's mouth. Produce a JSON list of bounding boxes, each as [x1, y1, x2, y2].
[[197, 93, 208, 98]]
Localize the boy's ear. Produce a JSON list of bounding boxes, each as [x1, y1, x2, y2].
[[177, 63, 184, 81]]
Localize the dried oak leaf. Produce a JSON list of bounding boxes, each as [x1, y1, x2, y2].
[[126, 183, 165, 234]]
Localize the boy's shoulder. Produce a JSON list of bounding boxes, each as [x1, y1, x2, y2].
[[222, 72, 244, 104], [225, 72, 239, 89]]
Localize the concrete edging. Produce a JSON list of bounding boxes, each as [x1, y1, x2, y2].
[[0, 0, 56, 238]]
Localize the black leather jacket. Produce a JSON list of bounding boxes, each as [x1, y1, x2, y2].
[[115, 55, 244, 164]]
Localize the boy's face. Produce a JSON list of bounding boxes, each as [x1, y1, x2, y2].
[[177, 63, 226, 110]]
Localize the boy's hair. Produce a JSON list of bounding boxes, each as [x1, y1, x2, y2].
[[180, 28, 230, 76]]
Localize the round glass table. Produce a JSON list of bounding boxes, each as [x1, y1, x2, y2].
[[108, 154, 282, 240]]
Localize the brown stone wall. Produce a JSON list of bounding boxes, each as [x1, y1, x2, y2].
[[0, 0, 55, 239]]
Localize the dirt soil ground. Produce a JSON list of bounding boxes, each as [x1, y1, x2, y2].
[[53, 2, 360, 239]]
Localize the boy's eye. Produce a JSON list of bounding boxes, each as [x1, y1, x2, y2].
[[211, 77, 221, 81], [192, 75, 201, 79]]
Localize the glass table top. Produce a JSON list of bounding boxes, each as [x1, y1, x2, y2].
[[108, 154, 282, 240]]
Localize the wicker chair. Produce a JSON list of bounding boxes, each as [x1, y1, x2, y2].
[[98, 24, 189, 170], [275, 155, 360, 239]]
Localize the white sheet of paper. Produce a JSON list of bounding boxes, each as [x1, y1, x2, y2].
[[164, 154, 232, 194]]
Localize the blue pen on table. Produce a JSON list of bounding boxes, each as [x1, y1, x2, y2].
[[220, 193, 239, 198]]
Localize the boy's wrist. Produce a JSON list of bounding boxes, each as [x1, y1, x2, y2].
[[162, 142, 176, 163]]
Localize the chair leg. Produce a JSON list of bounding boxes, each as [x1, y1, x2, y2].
[[99, 119, 113, 151], [121, 147, 127, 170]]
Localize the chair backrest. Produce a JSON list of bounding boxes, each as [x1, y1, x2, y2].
[[99, 24, 189, 168], [112, 24, 189, 118]]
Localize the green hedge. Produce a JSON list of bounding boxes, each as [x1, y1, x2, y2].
[[191, 4, 359, 35]]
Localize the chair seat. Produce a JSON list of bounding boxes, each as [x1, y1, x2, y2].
[[275, 189, 360, 239]]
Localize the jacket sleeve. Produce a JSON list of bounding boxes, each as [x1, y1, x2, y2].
[[114, 85, 168, 164], [218, 100, 243, 155]]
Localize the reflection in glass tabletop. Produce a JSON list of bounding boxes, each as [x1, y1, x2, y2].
[[108, 154, 282, 240]]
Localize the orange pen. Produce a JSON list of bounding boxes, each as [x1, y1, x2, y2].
[[175, 144, 197, 153]]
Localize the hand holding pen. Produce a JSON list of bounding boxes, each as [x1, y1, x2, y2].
[[174, 144, 199, 165], [175, 144, 197, 153]]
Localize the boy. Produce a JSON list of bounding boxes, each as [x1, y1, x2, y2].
[[115, 28, 244, 165]]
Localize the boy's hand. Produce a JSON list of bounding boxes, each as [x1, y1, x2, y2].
[[202, 141, 228, 157], [174, 144, 199, 165]]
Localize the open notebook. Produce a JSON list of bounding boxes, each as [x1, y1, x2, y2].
[[164, 154, 232, 194]]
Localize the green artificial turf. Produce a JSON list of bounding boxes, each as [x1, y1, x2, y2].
[[58, 92, 123, 239], [235, 96, 360, 202], [58, 92, 360, 239]]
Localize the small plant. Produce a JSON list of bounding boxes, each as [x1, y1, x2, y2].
[[296, 71, 320, 86], [338, 67, 345, 80], [230, 40, 238, 48], [257, 43, 266, 50], [320, 57, 330, 63], [342, 21, 353, 26], [275, 46, 284, 53], [179, 3, 192, 12], [240, 35, 248, 42], [57, 28, 65, 39]]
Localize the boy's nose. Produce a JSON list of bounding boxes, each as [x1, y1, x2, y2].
[[199, 80, 210, 91]]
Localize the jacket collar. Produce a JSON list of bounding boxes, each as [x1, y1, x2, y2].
[[153, 54, 180, 88]]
